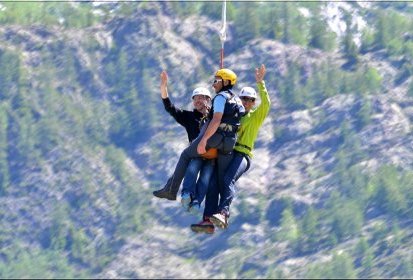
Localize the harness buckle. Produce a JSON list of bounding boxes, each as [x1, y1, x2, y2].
[[219, 123, 234, 132]]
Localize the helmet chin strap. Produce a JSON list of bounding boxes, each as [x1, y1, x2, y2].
[[221, 84, 232, 92]]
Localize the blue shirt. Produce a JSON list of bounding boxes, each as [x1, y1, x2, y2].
[[213, 94, 226, 114]]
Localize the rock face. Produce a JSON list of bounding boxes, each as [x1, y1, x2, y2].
[[1, 2, 413, 278]]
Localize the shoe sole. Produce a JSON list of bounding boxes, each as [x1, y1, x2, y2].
[[191, 224, 214, 234], [209, 215, 227, 229]]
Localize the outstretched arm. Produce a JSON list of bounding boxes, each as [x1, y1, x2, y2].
[[254, 64, 270, 121], [160, 70, 188, 126]]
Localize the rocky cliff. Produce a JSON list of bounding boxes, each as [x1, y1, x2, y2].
[[1, 2, 413, 278]]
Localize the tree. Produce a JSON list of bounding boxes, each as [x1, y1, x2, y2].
[[281, 2, 292, 44], [0, 104, 9, 195], [324, 189, 363, 243], [297, 206, 320, 254], [67, 226, 89, 262], [371, 165, 408, 217], [329, 252, 357, 279], [234, 3, 259, 45], [281, 60, 304, 109], [0, 50, 21, 100], [363, 67, 382, 94], [355, 95, 372, 130], [354, 238, 374, 277], [0, 247, 84, 278], [306, 252, 357, 279], [342, 11, 359, 69], [265, 5, 283, 40], [277, 207, 300, 247], [331, 200, 363, 241], [360, 27, 376, 53], [200, 2, 222, 20], [374, 11, 389, 50], [308, 13, 335, 51]]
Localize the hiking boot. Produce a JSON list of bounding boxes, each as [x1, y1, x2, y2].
[[190, 218, 215, 234], [210, 211, 229, 229], [188, 200, 202, 216], [153, 186, 177, 201], [181, 192, 191, 211]]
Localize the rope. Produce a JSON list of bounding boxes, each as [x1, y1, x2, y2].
[[219, 0, 227, 68]]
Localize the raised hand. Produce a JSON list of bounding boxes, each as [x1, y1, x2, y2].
[[160, 70, 168, 98], [255, 64, 266, 83], [160, 70, 168, 87]]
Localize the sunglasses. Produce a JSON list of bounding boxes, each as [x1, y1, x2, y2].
[[213, 79, 223, 84], [240, 97, 256, 102]]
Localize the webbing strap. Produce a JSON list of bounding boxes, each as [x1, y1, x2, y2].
[[235, 142, 251, 151]]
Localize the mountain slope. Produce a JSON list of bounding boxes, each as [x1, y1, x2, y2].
[[0, 1, 413, 278]]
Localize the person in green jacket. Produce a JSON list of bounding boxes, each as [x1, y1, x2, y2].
[[191, 64, 271, 233]]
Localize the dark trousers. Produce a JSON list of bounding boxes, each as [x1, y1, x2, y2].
[[204, 151, 251, 217]]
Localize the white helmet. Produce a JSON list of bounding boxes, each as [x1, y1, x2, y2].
[[191, 87, 211, 99], [239, 87, 257, 99]]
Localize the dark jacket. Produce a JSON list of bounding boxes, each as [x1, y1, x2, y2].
[[162, 97, 205, 143]]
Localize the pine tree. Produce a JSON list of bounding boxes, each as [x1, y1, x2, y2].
[[330, 252, 357, 279], [342, 11, 359, 68], [354, 238, 374, 277], [298, 206, 320, 254], [332, 200, 363, 241], [372, 165, 408, 217], [308, 14, 332, 51], [363, 67, 382, 94], [0, 104, 10, 195], [0, 50, 20, 100], [277, 207, 300, 246], [234, 3, 259, 45], [306, 252, 356, 278], [374, 11, 390, 50], [356, 95, 372, 130], [281, 2, 292, 44], [266, 5, 282, 40], [282, 60, 303, 109]]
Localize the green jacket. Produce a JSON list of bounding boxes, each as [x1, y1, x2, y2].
[[234, 81, 271, 158]]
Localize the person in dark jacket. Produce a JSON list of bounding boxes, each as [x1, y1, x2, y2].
[[160, 70, 209, 143], [154, 70, 214, 214]]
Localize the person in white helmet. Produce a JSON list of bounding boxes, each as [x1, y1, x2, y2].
[[159, 70, 211, 143], [154, 70, 216, 214]]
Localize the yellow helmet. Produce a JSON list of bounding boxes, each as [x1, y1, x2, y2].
[[215, 68, 237, 85]]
